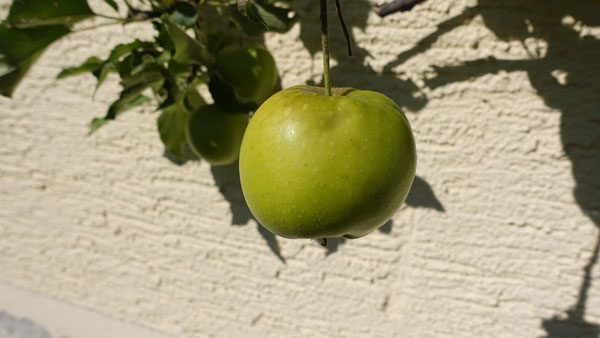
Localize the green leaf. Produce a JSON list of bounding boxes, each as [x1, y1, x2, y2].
[[167, 60, 192, 79], [162, 14, 214, 66], [170, 2, 197, 27], [89, 117, 108, 134], [228, 5, 264, 36], [117, 53, 142, 79], [229, 1, 297, 35], [121, 63, 164, 88], [251, 0, 297, 33], [113, 93, 151, 116], [153, 22, 175, 51], [56, 56, 103, 79], [103, 0, 119, 12], [91, 60, 116, 94], [113, 54, 171, 95], [208, 74, 256, 113], [90, 40, 156, 94], [157, 99, 190, 158], [109, 39, 155, 63], [89, 94, 151, 134], [184, 85, 206, 112], [156, 79, 178, 110], [90, 70, 161, 134], [114, 72, 164, 114], [6, 0, 95, 27], [155, 50, 172, 64], [106, 84, 151, 119], [0, 24, 71, 97]]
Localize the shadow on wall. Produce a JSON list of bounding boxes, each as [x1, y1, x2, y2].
[[164, 147, 286, 262], [325, 176, 445, 255], [210, 162, 286, 263], [297, 0, 427, 113], [384, 0, 600, 336], [164, 0, 445, 261], [211, 159, 444, 257], [0, 312, 53, 338], [166, 0, 597, 334]]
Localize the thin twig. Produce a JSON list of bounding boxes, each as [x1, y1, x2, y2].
[[94, 13, 125, 21], [73, 20, 124, 32], [334, 0, 352, 56]]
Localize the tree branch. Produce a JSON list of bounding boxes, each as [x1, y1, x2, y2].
[[375, 0, 427, 17]]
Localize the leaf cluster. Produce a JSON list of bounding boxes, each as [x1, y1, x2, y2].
[[1, 0, 297, 159]]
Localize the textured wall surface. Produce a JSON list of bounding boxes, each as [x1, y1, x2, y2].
[[1, 0, 599, 337]]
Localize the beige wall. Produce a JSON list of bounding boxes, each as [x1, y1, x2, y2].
[[1, 0, 599, 337]]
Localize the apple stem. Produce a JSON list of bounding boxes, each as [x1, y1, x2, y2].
[[320, 0, 332, 96]]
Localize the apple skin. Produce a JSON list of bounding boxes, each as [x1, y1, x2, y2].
[[239, 85, 416, 239], [215, 46, 278, 105], [186, 104, 249, 166]]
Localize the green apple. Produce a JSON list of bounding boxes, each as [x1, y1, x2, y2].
[[239, 85, 416, 239], [215, 46, 278, 105], [186, 104, 249, 166]]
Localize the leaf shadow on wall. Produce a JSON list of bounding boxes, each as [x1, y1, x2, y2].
[[297, 0, 427, 113], [384, 0, 600, 336]]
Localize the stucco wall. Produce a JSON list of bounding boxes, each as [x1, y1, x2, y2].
[[1, 0, 599, 337]]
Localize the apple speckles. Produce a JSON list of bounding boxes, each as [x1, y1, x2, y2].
[[284, 124, 296, 140]]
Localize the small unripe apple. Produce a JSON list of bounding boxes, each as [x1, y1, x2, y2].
[[186, 104, 249, 166], [215, 46, 278, 105], [239, 85, 416, 239]]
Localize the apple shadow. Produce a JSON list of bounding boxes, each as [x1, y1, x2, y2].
[[210, 162, 286, 263], [323, 175, 445, 255], [161, 150, 285, 263], [209, 161, 445, 258], [324, 220, 395, 256], [382, 0, 600, 336], [203, 153, 444, 258], [164, 149, 444, 259]]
